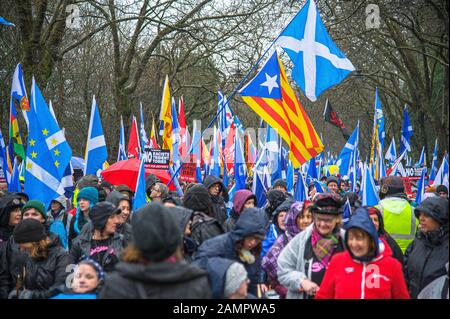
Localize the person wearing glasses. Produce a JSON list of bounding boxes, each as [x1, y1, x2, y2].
[[277, 193, 345, 299]]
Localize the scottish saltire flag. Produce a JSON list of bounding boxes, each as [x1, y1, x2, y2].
[[314, 180, 324, 193], [415, 168, 427, 205], [400, 106, 413, 154], [234, 129, 247, 191], [361, 164, 379, 206], [10, 63, 30, 128], [240, 51, 323, 168], [434, 154, 449, 188], [133, 159, 147, 210], [336, 123, 359, 178], [385, 137, 397, 164], [168, 166, 184, 197], [8, 158, 21, 192], [252, 149, 271, 208], [374, 88, 385, 149], [31, 79, 72, 179], [286, 161, 294, 194], [218, 91, 234, 148], [139, 102, 149, 148], [127, 116, 141, 159], [306, 156, 318, 182], [209, 126, 221, 177], [429, 139, 438, 183], [0, 16, 15, 27], [266, 124, 282, 181], [84, 96, 108, 176], [0, 127, 11, 184], [117, 116, 127, 161], [191, 120, 203, 183], [276, 0, 354, 101], [25, 92, 65, 207], [159, 75, 171, 136], [294, 171, 309, 202], [171, 98, 181, 169], [415, 146, 426, 167], [342, 198, 351, 226]]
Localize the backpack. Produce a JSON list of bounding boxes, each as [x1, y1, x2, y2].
[[190, 212, 224, 247]]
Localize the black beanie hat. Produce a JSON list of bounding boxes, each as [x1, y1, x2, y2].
[[132, 203, 181, 262], [89, 202, 121, 231], [436, 185, 448, 195], [13, 219, 46, 243], [183, 184, 214, 215]]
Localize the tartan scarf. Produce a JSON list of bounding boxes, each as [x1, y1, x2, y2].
[[311, 226, 340, 266]]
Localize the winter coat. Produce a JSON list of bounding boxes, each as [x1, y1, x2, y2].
[[193, 207, 268, 296], [316, 209, 410, 299], [417, 263, 449, 299], [277, 223, 346, 299], [0, 193, 23, 243], [13, 238, 72, 299], [404, 228, 449, 298], [203, 175, 229, 225], [262, 201, 305, 299], [70, 223, 126, 272], [47, 200, 72, 251], [99, 260, 211, 299], [0, 236, 28, 299], [261, 200, 292, 257], [207, 257, 235, 298], [171, 206, 197, 261]]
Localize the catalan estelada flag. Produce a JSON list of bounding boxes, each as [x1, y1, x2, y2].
[[239, 51, 323, 168]]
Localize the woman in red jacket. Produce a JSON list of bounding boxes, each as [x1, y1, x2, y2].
[[316, 207, 410, 299]]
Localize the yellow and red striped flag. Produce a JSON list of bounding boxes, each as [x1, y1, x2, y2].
[[239, 51, 323, 168]]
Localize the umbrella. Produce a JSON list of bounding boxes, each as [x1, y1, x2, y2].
[[100, 158, 176, 192]]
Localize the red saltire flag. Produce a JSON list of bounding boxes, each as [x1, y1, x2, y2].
[[239, 51, 323, 168], [127, 116, 141, 158]]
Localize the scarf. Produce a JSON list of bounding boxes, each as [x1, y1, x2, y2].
[[311, 226, 340, 266]]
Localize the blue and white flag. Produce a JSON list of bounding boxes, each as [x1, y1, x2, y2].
[[294, 171, 309, 202], [191, 120, 203, 183], [314, 180, 325, 193], [342, 197, 351, 226], [276, 0, 354, 101], [374, 88, 385, 149], [385, 137, 397, 164], [429, 139, 438, 182], [171, 98, 181, 170], [139, 102, 149, 148], [286, 161, 295, 194], [361, 163, 379, 206], [133, 159, 148, 211], [336, 123, 359, 178], [84, 96, 108, 176], [117, 116, 127, 161], [415, 167, 427, 205], [8, 158, 21, 193], [434, 154, 449, 188], [209, 126, 221, 178], [399, 106, 413, 154], [252, 147, 271, 208], [306, 156, 318, 182], [266, 124, 281, 181], [415, 146, 426, 168], [234, 129, 247, 191]]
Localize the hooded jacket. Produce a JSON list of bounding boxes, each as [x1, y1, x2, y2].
[[371, 208, 404, 264], [14, 237, 72, 299], [224, 190, 256, 232], [206, 257, 235, 298], [170, 206, 197, 261], [0, 193, 24, 242], [193, 207, 268, 296], [261, 200, 292, 257], [316, 209, 410, 299], [262, 201, 304, 298], [99, 260, 211, 299], [203, 175, 229, 225], [404, 198, 449, 299]]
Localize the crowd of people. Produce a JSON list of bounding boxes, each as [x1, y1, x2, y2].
[[0, 173, 448, 299]]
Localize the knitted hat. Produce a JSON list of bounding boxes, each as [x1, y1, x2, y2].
[[21, 200, 47, 221], [379, 176, 405, 199], [89, 202, 121, 231], [131, 203, 181, 262], [183, 184, 214, 216], [13, 218, 46, 243], [77, 186, 99, 205], [436, 185, 448, 195], [224, 262, 248, 297]]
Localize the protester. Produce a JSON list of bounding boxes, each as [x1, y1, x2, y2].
[[366, 206, 404, 264], [203, 175, 229, 225], [376, 176, 417, 253], [404, 197, 449, 298], [68, 186, 99, 246], [261, 199, 292, 257], [170, 205, 197, 262], [70, 201, 125, 272], [148, 182, 169, 203], [206, 257, 253, 299], [106, 191, 132, 243], [100, 181, 113, 197], [52, 259, 104, 299], [224, 189, 256, 232], [182, 184, 224, 246], [277, 193, 345, 299], [264, 189, 287, 220], [436, 185, 448, 199], [145, 174, 161, 199], [326, 175, 342, 196], [194, 207, 268, 297], [262, 201, 313, 299], [0, 194, 24, 243], [8, 219, 71, 299], [99, 203, 211, 298], [315, 207, 410, 299], [47, 195, 72, 249], [115, 184, 134, 201]]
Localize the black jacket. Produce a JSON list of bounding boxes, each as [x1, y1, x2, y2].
[[203, 175, 229, 225], [0, 236, 28, 299], [404, 228, 449, 298], [18, 239, 72, 299], [99, 261, 211, 299], [70, 223, 126, 272], [170, 206, 197, 261]]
